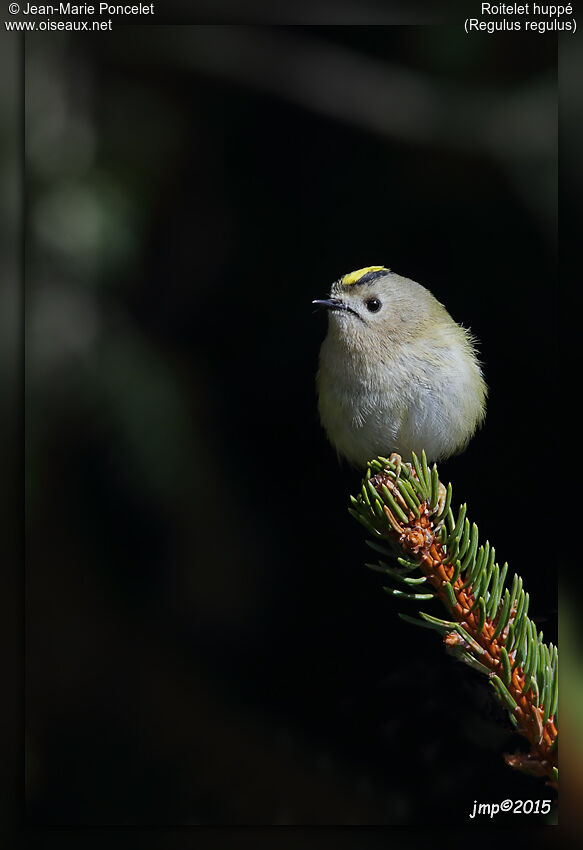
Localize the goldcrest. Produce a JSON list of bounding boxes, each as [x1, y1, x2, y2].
[[313, 266, 487, 467]]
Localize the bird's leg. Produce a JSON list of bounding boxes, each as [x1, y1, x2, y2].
[[435, 481, 448, 526], [388, 452, 402, 482], [387, 453, 446, 522]]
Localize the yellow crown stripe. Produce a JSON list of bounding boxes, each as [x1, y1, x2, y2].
[[340, 266, 388, 286]]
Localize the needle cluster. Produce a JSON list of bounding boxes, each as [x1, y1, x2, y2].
[[349, 452, 558, 787]]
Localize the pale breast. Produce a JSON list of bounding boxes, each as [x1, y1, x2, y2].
[[317, 340, 485, 466]]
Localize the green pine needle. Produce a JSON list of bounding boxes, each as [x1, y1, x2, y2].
[[349, 455, 558, 787]]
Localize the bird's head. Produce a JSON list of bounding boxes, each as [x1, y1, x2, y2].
[[313, 266, 446, 352]]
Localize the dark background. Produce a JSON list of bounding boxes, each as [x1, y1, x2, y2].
[[22, 21, 558, 826]]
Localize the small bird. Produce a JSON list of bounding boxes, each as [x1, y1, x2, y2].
[[313, 266, 487, 467]]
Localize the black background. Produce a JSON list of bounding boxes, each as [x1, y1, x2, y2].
[[22, 19, 558, 827]]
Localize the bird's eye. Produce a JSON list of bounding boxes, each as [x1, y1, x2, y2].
[[365, 298, 382, 313]]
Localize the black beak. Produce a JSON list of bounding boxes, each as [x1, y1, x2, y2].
[[312, 298, 358, 316]]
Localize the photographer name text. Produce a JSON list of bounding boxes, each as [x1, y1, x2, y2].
[[18, 3, 154, 14]]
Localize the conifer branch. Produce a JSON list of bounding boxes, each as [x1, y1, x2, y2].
[[349, 453, 558, 788]]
